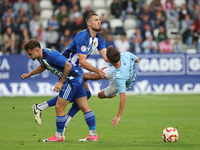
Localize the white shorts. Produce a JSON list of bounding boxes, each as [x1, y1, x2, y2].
[[104, 66, 115, 82], [103, 66, 135, 97], [103, 67, 118, 97]]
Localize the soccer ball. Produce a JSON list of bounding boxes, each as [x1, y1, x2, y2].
[[162, 127, 179, 142]]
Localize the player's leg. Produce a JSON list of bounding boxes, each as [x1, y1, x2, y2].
[[43, 79, 83, 142], [64, 81, 91, 128], [43, 96, 70, 142], [84, 82, 92, 101], [32, 82, 91, 126], [74, 95, 98, 142], [65, 67, 114, 124], [98, 89, 116, 98], [65, 80, 97, 142], [32, 96, 58, 125], [98, 80, 118, 99]]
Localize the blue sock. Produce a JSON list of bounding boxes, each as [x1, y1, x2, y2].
[[67, 89, 91, 117], [47, 96, 58, 107], [86, 89, 91, 99], [56, 115, 67, 133], [84, 110, 96, 130], [67, 102, 80, 117]]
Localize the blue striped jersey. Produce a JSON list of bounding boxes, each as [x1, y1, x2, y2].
[[38, 48, 81, 79], [62, 29, 106, 73]]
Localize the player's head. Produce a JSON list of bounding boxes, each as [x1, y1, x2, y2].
[[86, 13, 101, 32], [24, 39, 41, 60], [106, 46, 120, 64]]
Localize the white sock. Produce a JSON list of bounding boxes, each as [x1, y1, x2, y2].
[[37, 102, 49, 111], [89, 130, 97, 136], [55, 131, 63, 139], [65, 115, 72, 127]]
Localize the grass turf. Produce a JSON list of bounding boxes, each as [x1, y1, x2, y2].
[[0, 94, 200, 150]]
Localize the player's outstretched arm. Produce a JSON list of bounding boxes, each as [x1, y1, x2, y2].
[[54, 61, 72, 92], [111, 92, 127, 127], [83, 67, 107, 81], [99, 48, 109, 62], [83, 73, 101, 81], [79, 53, 105, 78], [21, 64, 45, 80]]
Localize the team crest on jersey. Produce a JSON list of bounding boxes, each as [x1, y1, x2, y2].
[[81, 45, 86, 52], [47, 48, 52, 52], [94, 41, 97, 46]]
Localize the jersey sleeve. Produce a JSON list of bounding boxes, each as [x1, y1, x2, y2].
[[97, 35, 106, 51], [129, 53, 137, 62], [75, 32, 88, 55], [54, 54, 68, 68], [115, 78, 126, 93]]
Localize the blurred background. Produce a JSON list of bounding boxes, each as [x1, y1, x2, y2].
[[0, 0, 199, 96]]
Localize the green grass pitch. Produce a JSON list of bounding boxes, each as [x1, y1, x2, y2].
[[0, 94, 200, 150]]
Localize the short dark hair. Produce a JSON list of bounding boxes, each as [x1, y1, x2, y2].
[[24, 39, 41, 51], [86, 13, 98, 23], [106, 46, 120, 63]]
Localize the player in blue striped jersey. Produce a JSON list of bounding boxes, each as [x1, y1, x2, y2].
[[21, 39, 98, 142], [31, 13, 108, 135]]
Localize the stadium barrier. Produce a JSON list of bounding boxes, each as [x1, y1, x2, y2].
[[0, 53, 200, 96]]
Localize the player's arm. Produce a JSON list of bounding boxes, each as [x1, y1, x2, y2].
[[83, 73, 101, 81], [83, 66, 107, 81], [21, 64, 45, 80], [99, 48, 109, 62], [111, 92, 127, 127], [79, 53, 105, 78], [54, 60, 72, 92], [135, 56, 139, 63]]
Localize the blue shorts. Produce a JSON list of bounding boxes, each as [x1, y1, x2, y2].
[[59, 76, 86, 101]]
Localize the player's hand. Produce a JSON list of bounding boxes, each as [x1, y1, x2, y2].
[[54, 82, 63, 92], [21, 73, 31, 80], [100, 66, 107, 72], [111, 116, 121, 127], [98, 69, 105, 79]]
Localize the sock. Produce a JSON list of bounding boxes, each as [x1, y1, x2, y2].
[[47, 96, 58, 107], [89, 130, 97, 136], [66, 89, 91, 118], [37, 102, 48, 111], [65, 115, 72, 127], [67, 102, 80, 117], [56, 115, 67, 139], [85, 89, 91, 99], [84, 110, 97, 136], [55, 131, 63, 139]]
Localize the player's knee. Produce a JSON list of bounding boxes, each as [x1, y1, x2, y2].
[[79, 105, 91, 114], [98, 91, 104, 99], [55, 104, 63, 113]]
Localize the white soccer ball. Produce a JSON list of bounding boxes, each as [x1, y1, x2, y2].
[[162, 127, 179, 142]]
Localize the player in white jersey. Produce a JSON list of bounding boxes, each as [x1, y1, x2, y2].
[[83, 45, 139, 126]]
